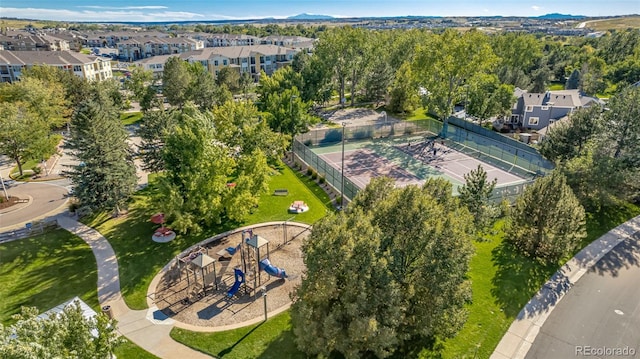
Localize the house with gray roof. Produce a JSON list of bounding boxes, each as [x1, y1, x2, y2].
[[509, 89, 601, 131], [0, 50, 112, 83]]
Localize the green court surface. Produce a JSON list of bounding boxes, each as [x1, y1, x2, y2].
[[310, 135, 527, 194]]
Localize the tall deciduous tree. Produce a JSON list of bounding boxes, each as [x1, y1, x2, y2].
[[124, 66, 153, 103], [507, 171, 586, 264], [412, 29, 497, 121], [0, 303, 120, 359], [458, 164, 498, 232], [0, 102, 55, 176], [292, 177, 474, 357], [539, 106, 602, 162], [465, 74, 514, 125], [157, 102, 279, 233], [66, 84, 137, 214]]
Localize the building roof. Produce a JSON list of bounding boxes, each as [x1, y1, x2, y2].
[[0, 50, 103, 65], [520, 89, 599, 109]]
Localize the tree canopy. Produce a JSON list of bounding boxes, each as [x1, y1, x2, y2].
[[0, 302, 120, 359], [507, 171, 586, 264], [291, 177, 474, 357]]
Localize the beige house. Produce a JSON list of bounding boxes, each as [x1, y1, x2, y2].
[[0, 50, 112, 83]]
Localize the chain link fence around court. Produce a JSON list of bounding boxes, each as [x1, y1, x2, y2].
[[445, 117, 554, 176], [293, 117, 552, 203], [293, 140, 360, 201]]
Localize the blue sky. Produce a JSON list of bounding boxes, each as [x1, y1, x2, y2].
[[1, 0, 638, 22]]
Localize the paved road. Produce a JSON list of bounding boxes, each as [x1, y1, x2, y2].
[[526, 233, 640, 359], [0, 182, 69, 229]]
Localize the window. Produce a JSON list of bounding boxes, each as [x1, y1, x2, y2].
[[528, 117, 539, 126], [73, 65, 82, 71], [541, 106, 549, 110], [525, 105, 533, 112], [223, 59, 228, 65], [214, 60, 219, 66], [510, 115, 520, 123]]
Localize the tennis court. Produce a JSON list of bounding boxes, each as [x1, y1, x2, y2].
[[313, 136, 528, 193]]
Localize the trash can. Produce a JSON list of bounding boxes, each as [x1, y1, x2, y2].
[[102, 305, 113, 319]]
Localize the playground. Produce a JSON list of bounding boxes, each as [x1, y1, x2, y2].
[[312, 135, 528, 193], [151, 222, 310, 327]]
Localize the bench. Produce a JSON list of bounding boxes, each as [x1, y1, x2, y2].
[[274, 189, 289, 196]]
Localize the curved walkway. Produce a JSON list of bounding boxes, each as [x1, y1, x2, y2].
[[491, 215, 640, 359], [56, 213, 212, 359]]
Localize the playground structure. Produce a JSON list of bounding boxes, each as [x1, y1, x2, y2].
[[152, 222, 308, 327]]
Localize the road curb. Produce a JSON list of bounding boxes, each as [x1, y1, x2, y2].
[[491, 215, 640, 359]]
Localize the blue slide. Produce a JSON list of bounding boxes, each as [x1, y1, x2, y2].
[[259, 258, 287, 279], [227, 268, 245, 297]]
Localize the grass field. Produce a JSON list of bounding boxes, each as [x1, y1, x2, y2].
[[85, 165, 334, 309], [0, 230, 99, 324], [171, 311, 304, 359], [586, 16, 640, 31], [121, 112, 144, 126], [0, 229, 157, 357]]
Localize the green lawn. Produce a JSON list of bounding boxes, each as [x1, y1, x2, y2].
[[0, 229, 99, 324], [121, 112, 144, 126], [0, 223, 165, 358], [439, 202, 640, 358], [548, 83, 564, 91], [171, 311, 304, 359], [406, 107, 439, 121], [114, 339, 160, 359], [85, 164, 334, 310]]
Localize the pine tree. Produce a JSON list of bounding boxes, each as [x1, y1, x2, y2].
[[507, 171, 586, 264], [458, 164, 498, 232], [66, 84, 137, 214]]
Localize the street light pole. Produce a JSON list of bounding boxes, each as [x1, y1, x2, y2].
[[340, 123, 346, 209], [0, 171, 8, 200]]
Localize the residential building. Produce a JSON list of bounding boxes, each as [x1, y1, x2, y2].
[[202, 34, 260, 47], [0, 50, 112, 83], [134, 45, 298, 79], [85, 30, 169, 48], [260, 35, 314, 47], [118, 37, 204, 62], [509, 89, 601, 130], [0, 33, 70, 51]]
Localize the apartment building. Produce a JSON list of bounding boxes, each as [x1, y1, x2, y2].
[[510, 89, 601, 130], [0, 33, 70, 51], [134, 44, 298, 79], [118, 37, 205, 61], [85, 30, 169, 48], [0, 50, 112, 83]]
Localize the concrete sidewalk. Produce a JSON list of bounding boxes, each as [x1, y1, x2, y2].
[[56, 213, 212, 359], [491, 215, 640, 359]]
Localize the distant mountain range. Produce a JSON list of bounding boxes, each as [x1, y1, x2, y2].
[[536, 13, 586, 20], [286, 13, 334, 20]]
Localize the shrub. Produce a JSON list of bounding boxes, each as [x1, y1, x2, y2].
[[311, 171, 318, 180], [318, 176, 326, 184], [307, 166, 314, 176], [31, 166, 42, 176]]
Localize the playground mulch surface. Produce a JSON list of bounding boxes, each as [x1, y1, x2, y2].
[[153, 224, 309, 327]]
